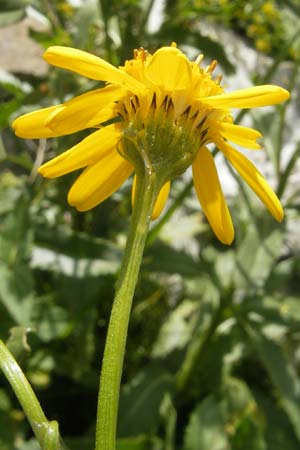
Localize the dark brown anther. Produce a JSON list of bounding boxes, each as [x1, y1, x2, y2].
[[130, 98, 137, 113], [167, 98, 174, 112], [197, 116, 206, 129], [200, 128, 208, 138], [151, 92, 157, 109], [182, 105, 191, 118], [190, 111, 198, 121], [162, 96, 169, 110]]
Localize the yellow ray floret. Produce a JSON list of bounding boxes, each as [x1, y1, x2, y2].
[[38, 124, 122, 178], [12, 43, 290, 244], [192, 146, 234, 245], [13, 105, 65, 138], [45, 85, 123, 134], [219, 123, 262, 150], [67, 151, 133, 211], [201, 85, 289, 108], [218, 140, 284, 222], [144, 46, 192, 91], [44, 46, 145, 94]]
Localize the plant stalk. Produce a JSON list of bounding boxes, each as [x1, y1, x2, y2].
[[95, 170, 159, 450], [0, 340, 66, 450]]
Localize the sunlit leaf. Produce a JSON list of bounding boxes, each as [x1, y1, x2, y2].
[[234, 220, 284, 289]]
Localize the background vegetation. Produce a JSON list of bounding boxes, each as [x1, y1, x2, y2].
[[0, 0, 300, 449]]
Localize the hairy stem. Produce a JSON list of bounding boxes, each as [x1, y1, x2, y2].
[[95, 170, 159, 450]]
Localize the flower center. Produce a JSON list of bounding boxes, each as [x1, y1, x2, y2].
[[117, 91, 210, 183]]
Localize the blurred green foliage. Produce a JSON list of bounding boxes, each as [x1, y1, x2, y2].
[[183, 0, 300, 59], [0, 0, 300, 449]]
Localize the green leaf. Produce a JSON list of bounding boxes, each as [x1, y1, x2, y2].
[[160, 393, 177, 450], [240, 294, 300, 336], [230, 417, 266, 450], [0, 262, 35, 325], [151, 299, 201, 358], [254, 389, 300, 450], [72, 0, 101, 48], [118, 364, 173, 437], [251, 110, 281, 169], [184, 396, 229, 450], [50, 305, 97, 381], [175, 276, 220, 389], [34, 224, 119, 260], [6, 326, 32, 360], [0, 70, 29, 126], [244, 323, 300, 443], [234, 219, 284, 289], [264, 257, 294, 293], [0, 186, 35, 325], [144, 240, 208, 277], [0, 188, 33, 264], [184, 377, 263, 450], [117, 435, 163, 450], [214, 250, 236, 291], [31, 302, 70, 342]]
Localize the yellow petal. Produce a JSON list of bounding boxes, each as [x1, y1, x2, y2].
[[12, 105, 64, 138], [192, 146, 234, 245], [131, 176, 170, 220], [44, 46, 144, 94], [46, 85, 124, 134], [86, 104, 118, 127], [145, 46, 192, 91], [218, 140, 284, 221], [68, 150, 133, 211], [152, 181, 170, 220], [38, 123, 121, 178], [201, 85, 290, 108], [219, 123, 262, 150]]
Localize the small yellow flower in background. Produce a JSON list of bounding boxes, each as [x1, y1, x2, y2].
[[12, 44, 289, 244], [255, 38, 271, 53], [262, 1, 279, 20]]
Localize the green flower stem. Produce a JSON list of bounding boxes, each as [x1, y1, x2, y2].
[[277, 142, 300, 198], [95, 169, 160, 450], [176, 301, 223, 393], [0, 340, 65, 450]]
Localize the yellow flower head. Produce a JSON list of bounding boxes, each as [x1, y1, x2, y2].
[[12, 44, 289, 244]]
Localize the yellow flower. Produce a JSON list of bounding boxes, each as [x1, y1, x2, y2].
[[12, 44, 289, 244], [255, 38, 271, 53], [262, 1, 279, 19]]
